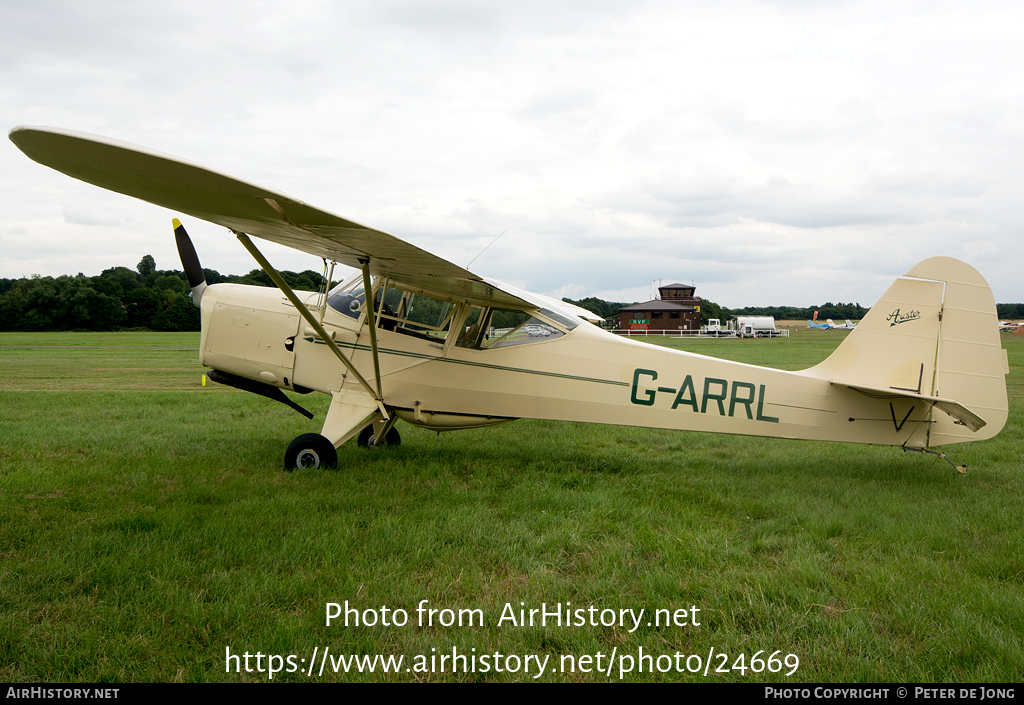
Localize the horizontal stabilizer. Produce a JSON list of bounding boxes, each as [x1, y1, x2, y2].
[[841, 382, 986, 432]]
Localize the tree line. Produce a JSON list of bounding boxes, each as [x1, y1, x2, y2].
[[726, 302, 870, 321], [996, 303, 1024, 319], [0, 255, 327, 332]]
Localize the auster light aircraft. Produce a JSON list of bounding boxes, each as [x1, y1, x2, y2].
[[10, 126, 1009, 472]]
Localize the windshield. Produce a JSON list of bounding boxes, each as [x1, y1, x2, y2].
[[326, 272, 365, 320]]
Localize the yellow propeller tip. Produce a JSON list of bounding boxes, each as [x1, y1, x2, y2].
[[172, 217, 182, 229]]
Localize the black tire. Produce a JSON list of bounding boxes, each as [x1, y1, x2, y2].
[[357, 424, 401, 448], [284, 433, 338, 470]]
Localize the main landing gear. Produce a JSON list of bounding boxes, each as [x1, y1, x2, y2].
[[284, 433, 338, 470], [284, 423, 402, 470]]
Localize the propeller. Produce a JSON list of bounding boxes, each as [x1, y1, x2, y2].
[[173, 218, 207, 308]]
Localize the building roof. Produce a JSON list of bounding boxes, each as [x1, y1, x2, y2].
[[619, 299, 696, 313], [659, 282, 695, 291]]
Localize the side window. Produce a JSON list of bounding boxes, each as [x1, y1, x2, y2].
[[478, 309, 565, 349], [377, 287, 456, 341], [374, 285, 404, 331], [455, 305, 487, 349]]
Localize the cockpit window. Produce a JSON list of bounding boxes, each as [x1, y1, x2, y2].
[[326, 275, 576, 349], [482, 313, 564, 348], [326, 273, 366, 320], [455, 305, 487, 349], [456, 308, 568, 349], [375, 284, 456, 342]]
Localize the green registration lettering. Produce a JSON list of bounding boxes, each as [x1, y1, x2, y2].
[[631, 368, 658, 406], [729, 381, 756, 419], [756, 384, 779, 423], [632, 369, 780, 423], [701, 378, 728, 415], [671, 375, 698, 412]]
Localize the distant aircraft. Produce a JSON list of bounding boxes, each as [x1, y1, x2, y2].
[[808, 311, 829, 330], [826, 319, 858, 330], [9, 125, 1009, 473]]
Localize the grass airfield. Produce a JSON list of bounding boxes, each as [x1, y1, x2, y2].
[[1, 330, 1022, 682]]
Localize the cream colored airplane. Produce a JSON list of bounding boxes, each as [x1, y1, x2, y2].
[[10, 126, 1009, 472]]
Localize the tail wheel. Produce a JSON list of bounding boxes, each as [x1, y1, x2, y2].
[[357, 424, 401, 448], [285, 433, 338, 470]]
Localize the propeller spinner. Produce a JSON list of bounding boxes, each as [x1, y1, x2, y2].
[[173, 218, 207, 307]]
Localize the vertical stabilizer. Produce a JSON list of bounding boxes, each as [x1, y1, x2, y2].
[[804, 257, 1007, 446]]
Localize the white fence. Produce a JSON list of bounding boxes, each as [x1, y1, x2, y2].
[[609, 329, 790, 339]]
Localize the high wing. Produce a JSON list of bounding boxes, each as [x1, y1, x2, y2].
[[9, 125, 532, 309]]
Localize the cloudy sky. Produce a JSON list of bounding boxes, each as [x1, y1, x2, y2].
[[2, 0, 1021, 308]]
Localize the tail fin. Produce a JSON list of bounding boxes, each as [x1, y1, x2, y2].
[[804, 257, 1008, 447]]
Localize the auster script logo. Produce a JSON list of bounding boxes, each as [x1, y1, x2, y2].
[[886, 308, 921, 327]]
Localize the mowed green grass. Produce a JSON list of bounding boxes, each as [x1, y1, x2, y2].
[[1, 331, 1022, 682]]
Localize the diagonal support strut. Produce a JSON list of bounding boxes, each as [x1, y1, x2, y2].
[[359, 258, 385, 402]]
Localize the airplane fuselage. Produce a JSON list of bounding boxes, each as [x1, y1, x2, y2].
[[197, 276, 1001, 452]]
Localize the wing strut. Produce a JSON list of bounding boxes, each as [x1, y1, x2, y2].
[[359, 258, 385, 401], [235, 232, 388, 419]]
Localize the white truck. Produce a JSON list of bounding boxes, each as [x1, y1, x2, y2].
[[735, 316, 781, 337], [703, 316, 784, 338], [703, 319, 734, 337]]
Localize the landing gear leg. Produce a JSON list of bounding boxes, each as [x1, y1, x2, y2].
[[283, 389, 383, 470]]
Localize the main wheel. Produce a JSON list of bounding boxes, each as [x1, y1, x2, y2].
[[284, 433, 338, 470], [357, 424, 401, 448]]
